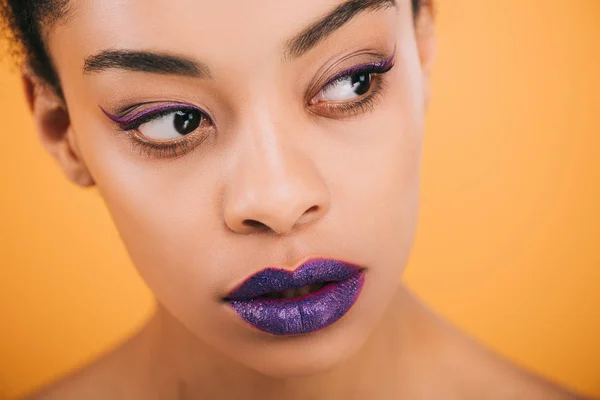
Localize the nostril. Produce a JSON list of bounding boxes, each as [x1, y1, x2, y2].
[[297, 205, 320, 223], [242, 219, 269, 230], [240, 205, 322, 234], [305, 205, 319, 214]]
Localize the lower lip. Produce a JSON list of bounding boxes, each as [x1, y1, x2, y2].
[[227, 270, 365, 335]]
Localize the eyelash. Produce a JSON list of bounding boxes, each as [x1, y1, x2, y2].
[[128, 129, 196, 159], [102, 104, 212, 159], [108, 56, 395, 159], [311, 69, 389, 118]]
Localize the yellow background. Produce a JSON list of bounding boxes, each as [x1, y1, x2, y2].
[[1, 1, 599, 398]]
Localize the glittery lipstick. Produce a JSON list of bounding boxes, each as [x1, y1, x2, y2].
[[224, 259, 366, 335]]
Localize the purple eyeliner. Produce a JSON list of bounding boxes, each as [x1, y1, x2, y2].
[[323, 49, 396, 88], [224, 258, 366, 336], [100, 49, 395, 129], [100, 103, 200, 129]]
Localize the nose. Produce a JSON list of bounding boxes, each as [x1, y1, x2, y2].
[[223, 126, 330, 236]]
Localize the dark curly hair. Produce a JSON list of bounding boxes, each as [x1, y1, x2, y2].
[[1, 0, 427, 97]]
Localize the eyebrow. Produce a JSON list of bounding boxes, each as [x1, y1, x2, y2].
[[83, 50, 212, 78], [82, 0, 396, 77], [284, 0, 397, 61]]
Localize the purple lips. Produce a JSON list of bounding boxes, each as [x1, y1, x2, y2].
[[225, 259, 365, 335]]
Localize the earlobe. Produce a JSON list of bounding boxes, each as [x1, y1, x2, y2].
[[21, 70, 95, 187]]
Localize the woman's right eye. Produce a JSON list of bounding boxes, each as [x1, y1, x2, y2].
[[101, 104, 216, 159], [137, 109, 204, 141]]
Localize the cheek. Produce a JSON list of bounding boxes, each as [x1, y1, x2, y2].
[[325, 74, 423, 272], [74, 125, 227, 314], [339, 120, 420, 274]]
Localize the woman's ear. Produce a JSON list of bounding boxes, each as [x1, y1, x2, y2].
[[21, 68, 95, 187], [415, 3, 436, 106]]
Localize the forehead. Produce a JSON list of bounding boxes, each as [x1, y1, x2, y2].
[[49, 0, 406, 62], [53, 0, 326, 51]]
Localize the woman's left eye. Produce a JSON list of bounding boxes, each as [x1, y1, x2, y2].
[[313, 71, 374, 103], [137, 109, 203, 141]]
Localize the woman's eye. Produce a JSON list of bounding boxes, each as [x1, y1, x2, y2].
[[138, 109, 203, 141], [313, 71, 373, 103]]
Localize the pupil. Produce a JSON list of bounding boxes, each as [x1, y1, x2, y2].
[[173, 110, 201, 135], [351, 72, 372, 96]]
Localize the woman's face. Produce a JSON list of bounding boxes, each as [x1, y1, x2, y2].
[[42, 0, 429, 377]]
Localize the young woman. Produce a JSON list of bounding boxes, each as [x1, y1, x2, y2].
[[1, 0, 582, 398]]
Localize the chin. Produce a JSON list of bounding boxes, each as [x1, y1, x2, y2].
[[220, 298, 382, 379], [242, 330, 369, 378]]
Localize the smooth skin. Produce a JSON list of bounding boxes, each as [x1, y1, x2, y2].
[[21, 0, 579, 398]]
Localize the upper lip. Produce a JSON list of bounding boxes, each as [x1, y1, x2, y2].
[[224, 258, 364, 301]]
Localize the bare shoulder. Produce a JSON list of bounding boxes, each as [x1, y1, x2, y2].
[[436, 319, 584, 399], [402, 292, 587, 399], [21, 337, 140, 400], [460, 339, 585, 399]]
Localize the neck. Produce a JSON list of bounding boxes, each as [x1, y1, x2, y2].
[[134, 286, 427, 399]]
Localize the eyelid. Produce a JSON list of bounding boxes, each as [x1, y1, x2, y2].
[[308, 75, 388, 120], [322, 56, 395, 90], [307, 48, 396, 103], [100, 103, 206, 130]]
